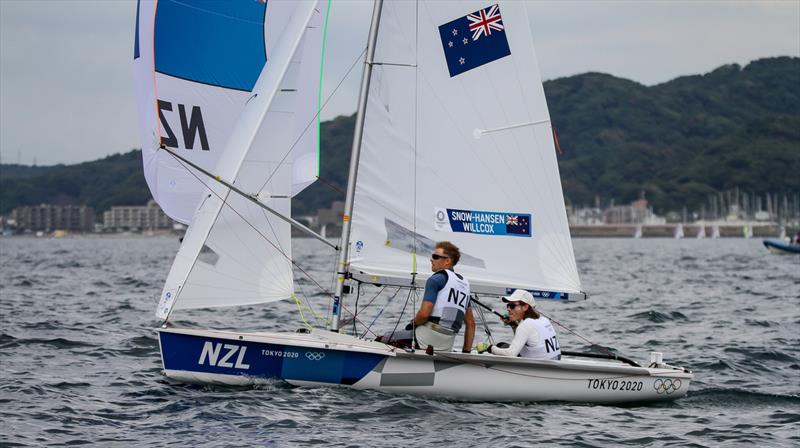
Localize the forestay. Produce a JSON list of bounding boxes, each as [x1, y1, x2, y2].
[[133, 0, 324, 224], [151, 1, 324, 319], [348, 1, 582, 297]]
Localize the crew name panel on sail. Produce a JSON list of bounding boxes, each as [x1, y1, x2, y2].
[[435, 207, 531, 237]]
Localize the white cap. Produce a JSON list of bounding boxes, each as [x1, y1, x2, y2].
[[502, 289, 535, 308]]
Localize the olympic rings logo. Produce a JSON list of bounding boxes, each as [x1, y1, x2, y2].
[[653, 378, 682, 394], [305, 352, 326, 361]]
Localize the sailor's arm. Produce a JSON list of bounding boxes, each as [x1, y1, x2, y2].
[[462, 306, 475, 353], [490, 321, 538, 357], [413, 301, 434, 327]]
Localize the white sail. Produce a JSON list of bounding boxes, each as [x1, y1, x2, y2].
[[133, 0, 324, 224], [696, 225, 706, 239], [348, 1, 582, 297], [712, 224, 721, 239], [155, 1, 322, 319], [674, 224, 684, 239]]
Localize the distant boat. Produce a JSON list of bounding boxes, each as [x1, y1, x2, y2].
[[711, 225, 721, 239], [674, 224, 684, 239], [696, 226, 706, 239], [633, 225, 642, 239], [763, 239, 800, 255], [743, 225, 753, 239]]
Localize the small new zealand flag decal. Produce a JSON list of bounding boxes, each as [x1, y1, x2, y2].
[[438, 4, 511, 77]]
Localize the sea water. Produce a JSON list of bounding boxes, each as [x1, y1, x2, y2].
[[1, 236, 798, 447]]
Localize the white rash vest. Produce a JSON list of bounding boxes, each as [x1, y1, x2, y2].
[[490, 316, 561, 360]]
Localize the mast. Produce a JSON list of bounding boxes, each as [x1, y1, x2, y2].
[[330, 0, 384, 332]]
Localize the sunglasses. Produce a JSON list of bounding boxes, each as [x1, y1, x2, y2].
[[431, 254, 450, 260], [506, 302, 525, 310]]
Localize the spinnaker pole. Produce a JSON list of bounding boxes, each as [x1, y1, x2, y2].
[[330, 0, 384, 332]]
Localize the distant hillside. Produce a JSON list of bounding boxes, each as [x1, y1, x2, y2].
[[0, 151, 150, 215], [1, 57, 798, 216], [548, 57, 800, 211]]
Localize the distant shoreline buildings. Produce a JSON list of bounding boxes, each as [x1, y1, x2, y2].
[[2, 193, 797, 238], [2, 200, 181, 235]]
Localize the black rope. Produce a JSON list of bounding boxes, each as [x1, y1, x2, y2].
[[315, 175, 346, 196], [387, 288, 414, 343], [472, 294, 494, 344]]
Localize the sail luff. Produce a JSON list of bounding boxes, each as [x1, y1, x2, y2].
[[155, 1, 321, 321], [329, 0, 385, 332]]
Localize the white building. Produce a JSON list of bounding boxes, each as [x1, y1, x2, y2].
[[103, 200, 174, 231]]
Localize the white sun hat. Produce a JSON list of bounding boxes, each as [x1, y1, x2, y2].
[[501, 289, 536, 308]]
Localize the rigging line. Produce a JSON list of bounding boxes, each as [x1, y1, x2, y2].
[[356, 284, 389, 314], [293, 288, 330, 328], [352, 281, 361, 336], [165, 151, 333, 297], [338, 301, 379, 338], [291, 293, 315, 331], [340, 282, 386, 328], [361, 286, 401, 339], [165, 0, 266, 26], [293, 274, 329, 328], [387, 288, 414, 343], [255, 46, 368, 194], [535, 308, 610, 354], [162, 146, 335, 250], [314, 175, 346, 195], [473, 294, 495, 344]]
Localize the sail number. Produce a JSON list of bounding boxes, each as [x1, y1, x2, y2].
[[158, 100, 210, 151]]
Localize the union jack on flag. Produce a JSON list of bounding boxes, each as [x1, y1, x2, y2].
[[438, 3, 511, 77], [468, 4, 504, 40], [506, 215, 518, 225]]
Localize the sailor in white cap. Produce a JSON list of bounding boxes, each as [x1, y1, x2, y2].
[[476, 289, 561, 360]]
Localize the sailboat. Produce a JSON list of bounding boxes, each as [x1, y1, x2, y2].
[[135, 0, 691, 403], [712, 224, 721, 239], [674, 224, 685, 239], [696, 225, 706, 239], [633, 224, 643, 239]]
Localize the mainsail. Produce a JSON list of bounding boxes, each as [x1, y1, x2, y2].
[[147, 1, 325, 319], [133, 0, 324, 224], [348, 1, 582, 297]]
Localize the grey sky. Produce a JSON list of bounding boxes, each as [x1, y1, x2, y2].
[[1, 0, 798, 166]]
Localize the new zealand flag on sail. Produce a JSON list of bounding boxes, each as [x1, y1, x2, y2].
[[438, 4, 511, 77]]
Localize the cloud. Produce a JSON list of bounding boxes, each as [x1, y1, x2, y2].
[[0, 0, 798, 165]]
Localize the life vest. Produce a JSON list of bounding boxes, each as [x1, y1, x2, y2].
[[430, 269, 470, 332], [519, 317, 561, 360]]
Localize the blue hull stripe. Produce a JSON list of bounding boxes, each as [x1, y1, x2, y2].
[[154, 0, 267, 91], [159, 331, 385, 385]]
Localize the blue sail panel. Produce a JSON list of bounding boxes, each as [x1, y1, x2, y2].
[[154, 0, 267, 91]]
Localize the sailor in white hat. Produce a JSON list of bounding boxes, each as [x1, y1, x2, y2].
[[476, 289, 561, 360]]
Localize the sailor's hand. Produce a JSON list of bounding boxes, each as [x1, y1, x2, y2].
[[502, 314, 512, 325], [476, 342, 492, 354]]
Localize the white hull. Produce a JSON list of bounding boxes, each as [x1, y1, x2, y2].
[[159, 327, 692, 404]]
